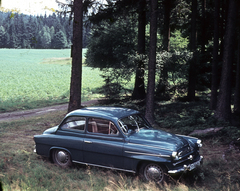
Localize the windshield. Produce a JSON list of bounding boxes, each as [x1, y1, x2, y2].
[[118, 114, 151, 134]]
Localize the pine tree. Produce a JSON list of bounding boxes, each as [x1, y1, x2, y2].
[[215, 0, 237, 121], [52, 30, 68, 49], [0, 26, 6, 48], [145, 0, 158, 124], [27, 16, 39, 48], [8, 22, 18, 48], [49, 26, 55, 39], [39, 27, 51, 48], [68, 0, 83, 112]]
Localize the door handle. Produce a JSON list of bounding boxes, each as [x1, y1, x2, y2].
[[84, 141, 92, 144]]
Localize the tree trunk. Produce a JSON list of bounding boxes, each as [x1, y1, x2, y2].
[[162, 0, 171, 52], [210, 0, 220, 110], [215, 0, 236, 121], [68, 0, 83, 112], [234, 29, 240, 114], [145, 0, 158, 124], [187, 0, 197, 101], [132, 0, 146, 100], [219, 0, 227, 63], [201, 0, 206, 54], [156, 0, 171, 98]]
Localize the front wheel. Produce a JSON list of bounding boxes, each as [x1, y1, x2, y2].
[[140, 163, 167, 183], [52, 149, 72, 168]]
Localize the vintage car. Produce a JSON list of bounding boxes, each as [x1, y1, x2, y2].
[[34, 107, 203, 183]]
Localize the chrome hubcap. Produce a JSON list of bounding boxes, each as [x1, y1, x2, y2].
[[145, 165, 163, 182], [57, 151, 68, 163]]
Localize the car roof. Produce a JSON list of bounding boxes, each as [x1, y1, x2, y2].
[[66, 106, 140, 121]]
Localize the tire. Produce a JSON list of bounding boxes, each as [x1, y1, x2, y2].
[[52, 149, 72, 168], [140, 163, 167, 183]]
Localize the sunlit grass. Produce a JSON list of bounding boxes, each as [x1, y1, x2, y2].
[[0, 49, 104, 112]]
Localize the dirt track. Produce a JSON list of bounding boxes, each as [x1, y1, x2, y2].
[[0, 100, 99, 123]]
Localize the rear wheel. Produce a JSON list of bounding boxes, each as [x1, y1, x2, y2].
[[140, 163, 167, 183], [52, 149, 72, 168]]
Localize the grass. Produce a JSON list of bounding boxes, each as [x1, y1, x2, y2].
[[0, 49, 105, 113], [1, 49, 239, 190], [0, 99, 240, 190]]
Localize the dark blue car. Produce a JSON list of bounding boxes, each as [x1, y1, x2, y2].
[[34, 107, 203, 183]]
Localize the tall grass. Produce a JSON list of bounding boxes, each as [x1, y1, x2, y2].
[[0, 100, 240, 190], [0, 49, 104, 112]]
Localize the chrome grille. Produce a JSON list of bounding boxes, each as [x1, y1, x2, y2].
[[178, 145, 192, 157]]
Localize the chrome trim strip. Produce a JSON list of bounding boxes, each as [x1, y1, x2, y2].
[[127, 142, 173, 152], [160, 154, 171, 158], [125, 151, 170, 158], [72, 160, 135, 173], [176, 134, 197, 139], [84, 141, 92, 144]]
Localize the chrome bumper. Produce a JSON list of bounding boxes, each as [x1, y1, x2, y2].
[[168, 156, 203, 174]]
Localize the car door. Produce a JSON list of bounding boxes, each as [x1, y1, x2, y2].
[[83, 117, 125, 169]]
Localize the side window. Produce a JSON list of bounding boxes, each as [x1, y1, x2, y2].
[[88, 118, 119, 135], [61, 116, 86, 131]]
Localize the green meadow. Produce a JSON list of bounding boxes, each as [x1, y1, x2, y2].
[[0, 49, 104, 112]]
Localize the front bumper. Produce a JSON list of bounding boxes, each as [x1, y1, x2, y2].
[[168, 155, 203, 174]]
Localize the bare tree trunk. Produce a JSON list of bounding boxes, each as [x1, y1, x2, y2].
[[68, 0, 83, 112], [156, 0, 171, 98], [162, 0, 171, 52], [145, 0, 158, 124], [210, 0, 220, 110], [215, 0, 236, 121], [219, 0, 227, 63], [234, 31, 240, 114], [187, 0, 197, 101], [201, 0, 206, 54], [132, 0, 146, 100]]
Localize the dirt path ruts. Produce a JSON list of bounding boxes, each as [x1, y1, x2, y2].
[[0, 100, 99, 123]]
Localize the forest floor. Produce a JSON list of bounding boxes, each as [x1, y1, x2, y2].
[[1, 98, 240, 190]]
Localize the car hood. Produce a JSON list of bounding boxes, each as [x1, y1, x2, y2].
[[128, 129, 189, 151]]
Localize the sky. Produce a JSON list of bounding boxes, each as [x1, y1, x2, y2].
[[1, 0, 60, 15]]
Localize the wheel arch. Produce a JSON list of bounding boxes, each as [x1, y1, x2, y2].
[[138, 161, 169, 183], [136, 160, 169, 174], [49, 146, 72, 161]]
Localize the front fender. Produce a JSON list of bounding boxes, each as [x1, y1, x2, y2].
[[125, 151, 171, 162], [123, 150, 171, 171]]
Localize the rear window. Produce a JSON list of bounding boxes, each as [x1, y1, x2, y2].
[[61, 116, 86, 131]]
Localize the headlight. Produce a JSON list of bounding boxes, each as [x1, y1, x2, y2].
[[172, 151, 179, 160], [197, 139, 202, 148]]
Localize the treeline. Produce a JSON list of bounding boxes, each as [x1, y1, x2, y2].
[[0, 12, 89, 49]]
